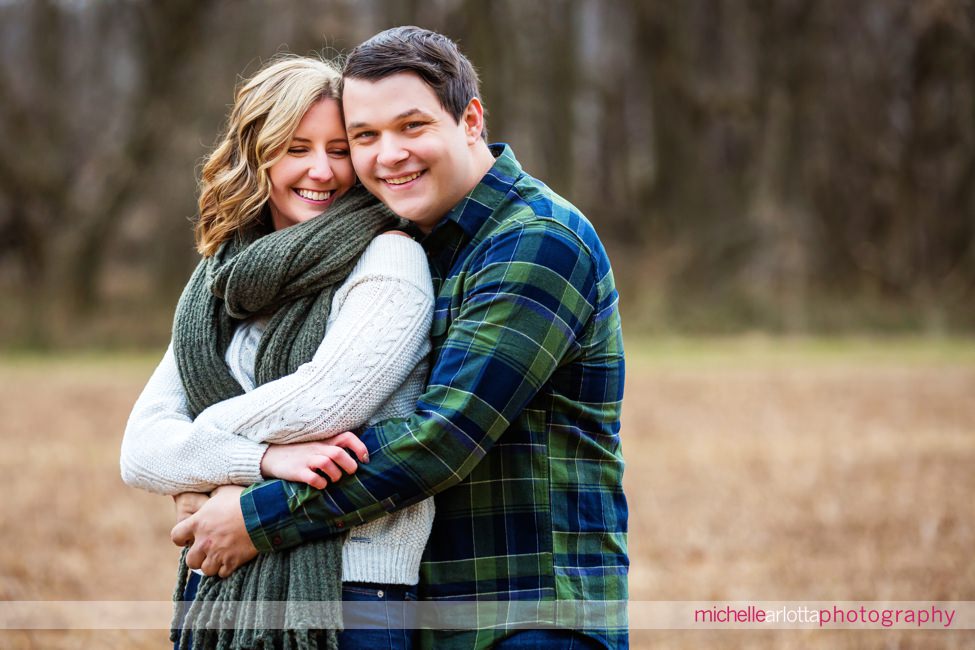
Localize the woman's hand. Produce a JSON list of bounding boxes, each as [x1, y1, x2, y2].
[[173, 491, 210, 524], [259, 432, 369, 489]]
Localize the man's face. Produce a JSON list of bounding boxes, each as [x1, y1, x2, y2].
[[343, 72, 482, 232]]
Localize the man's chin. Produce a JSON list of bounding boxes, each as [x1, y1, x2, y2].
[[364, 188, 435, 227], [382, 199, 423, 222]]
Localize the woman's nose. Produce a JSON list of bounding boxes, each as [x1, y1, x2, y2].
[[308, 154, 335, 182]]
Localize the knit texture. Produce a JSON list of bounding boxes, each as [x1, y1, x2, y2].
[[170, 186, 397, 650], [120, 233, 436, 586], [173, 186, 397, 417]]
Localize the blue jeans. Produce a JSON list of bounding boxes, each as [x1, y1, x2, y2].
[[337, 582, 417, 650]]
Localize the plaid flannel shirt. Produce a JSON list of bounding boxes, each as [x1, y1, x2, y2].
[[241, 145, 628, 648]]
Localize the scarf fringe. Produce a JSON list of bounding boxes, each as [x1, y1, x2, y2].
[[172, 542, 343, 650]]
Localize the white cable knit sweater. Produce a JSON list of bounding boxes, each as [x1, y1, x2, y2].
[[120, 233, 435, 586]]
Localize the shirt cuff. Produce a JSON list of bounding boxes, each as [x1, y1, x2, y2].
[[241, 480, 304, 553]]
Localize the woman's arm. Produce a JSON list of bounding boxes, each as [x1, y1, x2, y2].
[[120, 234, 433, 494], [119, 343, 268, 495]]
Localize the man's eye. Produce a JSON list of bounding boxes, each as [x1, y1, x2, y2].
[[405, 122, 425, 130], [351, 131, 376, 140]]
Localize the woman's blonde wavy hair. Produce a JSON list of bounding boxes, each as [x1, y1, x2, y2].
[[196, 54, 343, 256]]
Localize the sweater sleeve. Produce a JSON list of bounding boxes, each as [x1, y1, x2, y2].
[[119, 343, 269, 495], [120, 234, 433, 496], [190, 233, 433, 445]]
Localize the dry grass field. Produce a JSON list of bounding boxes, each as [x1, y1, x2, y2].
[[1, 338, 973, 649]]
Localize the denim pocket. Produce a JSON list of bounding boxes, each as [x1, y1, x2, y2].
[[343, 583, 383, 599]]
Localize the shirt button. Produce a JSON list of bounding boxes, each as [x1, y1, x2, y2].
[[272, 535, 282, 546], [377, 590, 384, 599], [336, 521, 345, 529]]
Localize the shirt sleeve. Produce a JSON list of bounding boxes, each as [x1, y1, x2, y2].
[[120, 234, 434, 495], [242, 221, 599, 552]]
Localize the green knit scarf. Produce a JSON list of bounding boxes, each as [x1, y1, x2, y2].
[[170, 186, 398, 650]]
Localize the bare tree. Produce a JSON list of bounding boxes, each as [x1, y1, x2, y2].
[[1, 0, 974, 345]]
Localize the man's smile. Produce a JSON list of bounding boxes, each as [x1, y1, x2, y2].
[[381, 170, 425, 187]]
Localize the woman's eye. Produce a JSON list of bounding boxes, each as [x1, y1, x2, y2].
[[288, 147, 308, 154], [329, 149, 350, 157]]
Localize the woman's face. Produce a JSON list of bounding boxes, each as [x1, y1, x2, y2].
[[267, 97, 355, 230]]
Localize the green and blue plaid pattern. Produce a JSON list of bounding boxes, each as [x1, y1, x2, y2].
[[242, 145, 628, 648]]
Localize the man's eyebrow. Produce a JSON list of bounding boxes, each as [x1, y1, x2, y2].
[[394, 108, 434, 121], [346, 108, 434, 132]]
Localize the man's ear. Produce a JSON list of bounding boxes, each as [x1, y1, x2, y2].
[[462, 97, 485, 144]]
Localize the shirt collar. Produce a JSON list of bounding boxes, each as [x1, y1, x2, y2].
[[423, 144, 522, 248]]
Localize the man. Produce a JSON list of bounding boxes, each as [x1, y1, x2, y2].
[[173, 26, 628, 648]]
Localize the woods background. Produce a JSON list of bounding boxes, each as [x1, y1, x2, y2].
[[1, 3, 973, 648], [0, 0, 973, 348]]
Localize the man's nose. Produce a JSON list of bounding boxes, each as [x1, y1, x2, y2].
[[376, 136, 409, 167]]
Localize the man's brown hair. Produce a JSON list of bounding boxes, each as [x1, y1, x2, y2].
[[342, 26, 488, 140]]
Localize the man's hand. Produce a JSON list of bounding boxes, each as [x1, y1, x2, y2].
[[260, 431, 369, 489], [173, 491, 210, 524], [171, 485, 257, 578]]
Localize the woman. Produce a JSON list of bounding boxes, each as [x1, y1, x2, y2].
[[120, 55, 433, 650]]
